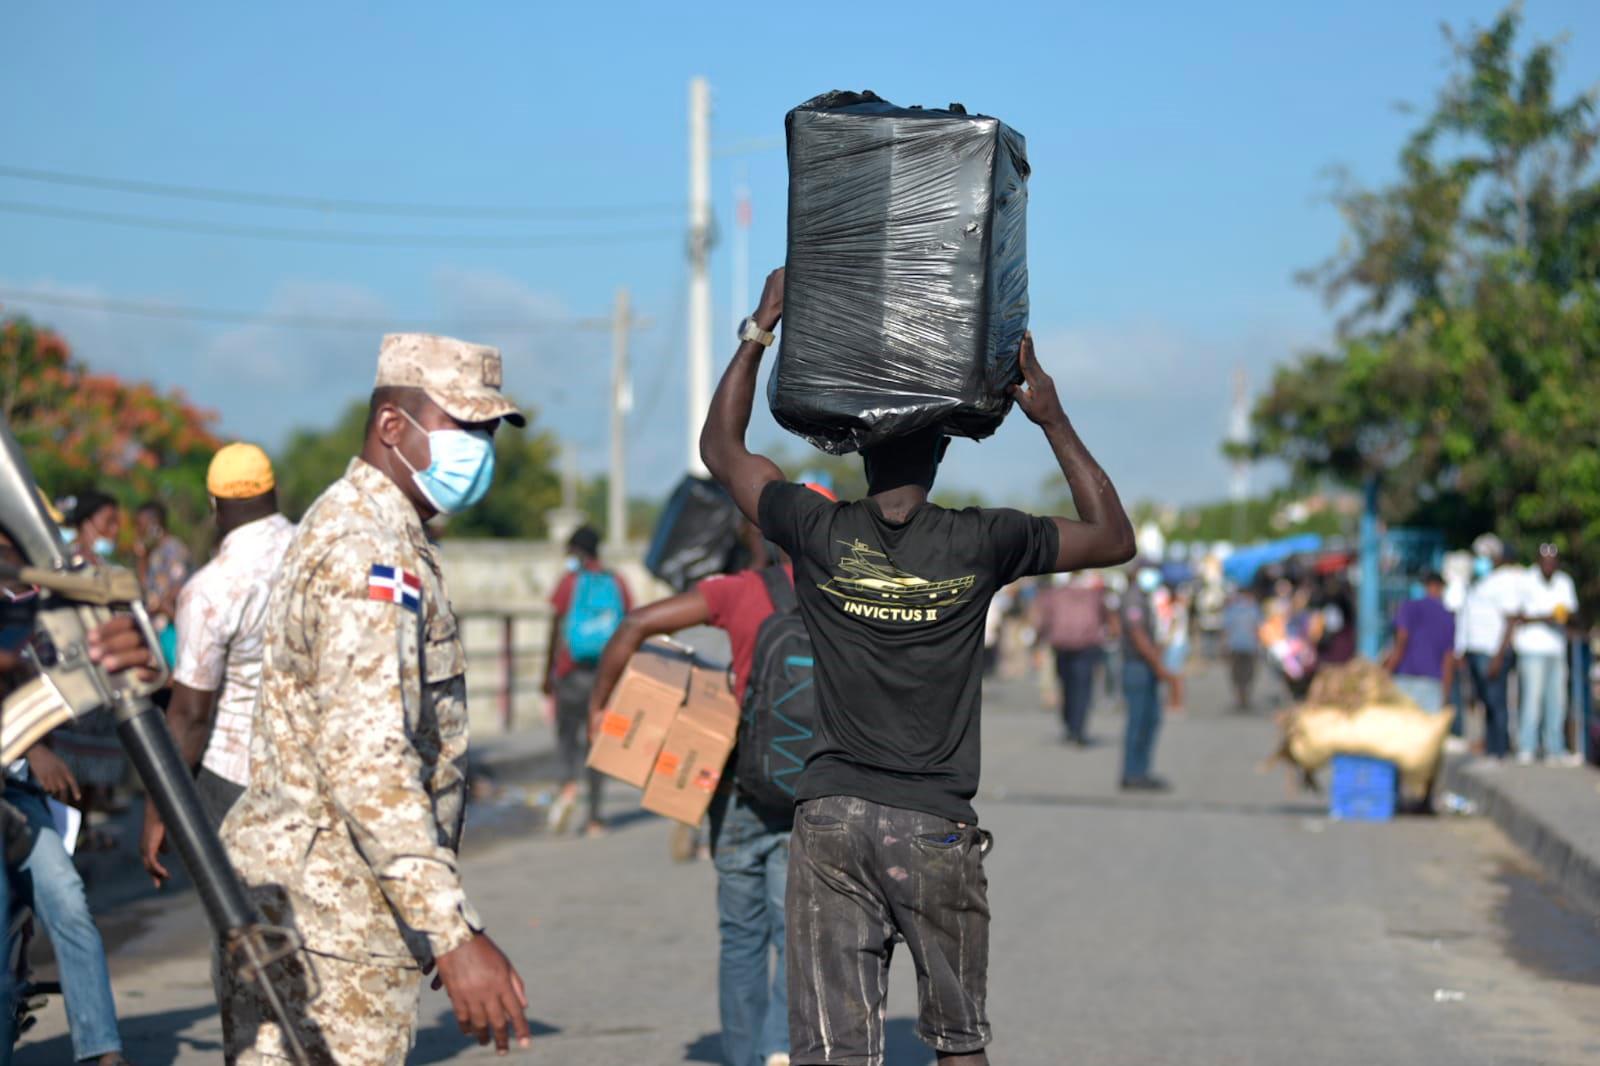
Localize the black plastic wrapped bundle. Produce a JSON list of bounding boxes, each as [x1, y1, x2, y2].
[[644, 476, 751, 593], [769, 90, 1029, 455]]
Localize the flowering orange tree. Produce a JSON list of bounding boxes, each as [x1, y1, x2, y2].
[[0, 315, 220, 548]]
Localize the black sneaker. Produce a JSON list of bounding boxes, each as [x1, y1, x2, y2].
[[1120, 775, 1171, 793]]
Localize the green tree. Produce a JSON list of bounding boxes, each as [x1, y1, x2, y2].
[[274, 399, 563, 539], [1243, 5, 1600, 598], [0, 315, 220, 549]]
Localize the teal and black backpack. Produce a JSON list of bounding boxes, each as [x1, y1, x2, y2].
[[735, 567, 819, 811], [564, 569, 625, 665]]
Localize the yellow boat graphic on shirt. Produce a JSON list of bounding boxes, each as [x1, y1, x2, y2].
[[820, 540, 974, 624]]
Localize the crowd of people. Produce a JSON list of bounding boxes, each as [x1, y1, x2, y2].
[[1002, 531, 1591, 804], [0, 288, 1590, 1066]]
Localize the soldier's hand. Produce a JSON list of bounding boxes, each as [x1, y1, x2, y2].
[[140, 798, 171, 887], [433, 933, 531, 1055], [86, 615, 159, 679]]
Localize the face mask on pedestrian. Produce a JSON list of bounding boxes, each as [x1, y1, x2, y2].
[[1137, 568, 1161, 593], [1473, 556, 1493, 579], [92, 536, 116, 558], [564, 555, 582, 573], [390, 408, 496, 515]]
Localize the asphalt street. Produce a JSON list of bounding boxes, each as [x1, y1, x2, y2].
[[16, 663, 1600, 1065]]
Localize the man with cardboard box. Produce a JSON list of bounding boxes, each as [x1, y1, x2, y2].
[[700, 268, 1135, 1065], [590, 491, 834, 1066]]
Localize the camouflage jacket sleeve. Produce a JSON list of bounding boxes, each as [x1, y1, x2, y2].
[[307, 537, 475, 958]]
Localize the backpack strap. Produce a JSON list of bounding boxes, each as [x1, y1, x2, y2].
[[759, 565, 797, 614]]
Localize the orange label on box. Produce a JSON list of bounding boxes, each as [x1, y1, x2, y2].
[[655, 752, 681, 775], [601, 712, 631, 739]]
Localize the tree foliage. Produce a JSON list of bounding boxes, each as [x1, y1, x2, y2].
[[0, 315, 220, 548], [1246, 5, 1600, 597]]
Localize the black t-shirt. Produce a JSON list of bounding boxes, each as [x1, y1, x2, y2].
[[759, 481, 1060, 823]]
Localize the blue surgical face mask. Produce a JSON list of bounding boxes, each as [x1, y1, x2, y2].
[[565, 556, 581, 573], [393, 410, 496, 515], [1473, 556, 1493, 579], [93, 536, 116, 558], [1137, 568, 1162, 593]]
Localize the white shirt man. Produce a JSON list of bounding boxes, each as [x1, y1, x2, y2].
[[1513, 545, 1579, 764], [141, 443, 295, 888], [174, 510, 296, 794]]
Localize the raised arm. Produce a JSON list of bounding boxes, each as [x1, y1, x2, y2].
[[700, 268, 787, 524], [1010, 334, 1137, 573], [589, 589, 713, 721]]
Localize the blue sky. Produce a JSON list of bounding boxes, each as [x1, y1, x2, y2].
[[3, 2, 1597, 509]]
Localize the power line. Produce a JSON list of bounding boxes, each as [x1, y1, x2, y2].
[[0, 163, 677, 221], [0, 288, 631, 333], [0, 199, 679, 249]]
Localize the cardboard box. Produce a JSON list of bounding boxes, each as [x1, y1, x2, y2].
[[586, 641, 693, 788], [640, 665, 742, 826]]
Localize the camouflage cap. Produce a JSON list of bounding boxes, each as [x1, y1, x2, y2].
[[374, 333, 526, 427]]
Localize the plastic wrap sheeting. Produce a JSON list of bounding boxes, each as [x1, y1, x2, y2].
[[770, 90, 1030, 455], [644, 476, 751, 593]]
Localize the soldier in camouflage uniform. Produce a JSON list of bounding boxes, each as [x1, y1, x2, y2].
[[218, 334, 531, 1063]]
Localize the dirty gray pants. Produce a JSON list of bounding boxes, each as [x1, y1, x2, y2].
[[786, 794, 991, 1065]]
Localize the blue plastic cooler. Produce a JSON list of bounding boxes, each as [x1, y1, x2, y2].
[[1329, 755, 1398, 821]]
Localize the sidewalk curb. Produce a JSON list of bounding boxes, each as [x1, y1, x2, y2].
[[1442, 755, 1600, 918]]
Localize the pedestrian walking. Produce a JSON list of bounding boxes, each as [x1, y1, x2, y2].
[[1454, 535, 1521, 759], [1220, 587, 1263, 711], [140, 443, 294, 886], [1032, 572, 1107, 744], [1158, 582, 1191, 711], [542, 524, 630, 836], [132, 500, 192, 668], [217, 334, 530, 1062], [589, 492, 834, 1066], [52, 490, 127, 851], [1120, 564, 1182, 791], [701, 268, 1135, 1066], [1314, 576, 1357, 667], [1385, 573, 1457, 713], [1513, 544, 1580, 765]]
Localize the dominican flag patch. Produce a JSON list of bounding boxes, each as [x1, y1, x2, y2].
[[369, 564, 422, 612]]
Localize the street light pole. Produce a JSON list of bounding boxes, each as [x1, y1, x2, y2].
[[686, 76, 713, 477], [609, 287, 632, 551]]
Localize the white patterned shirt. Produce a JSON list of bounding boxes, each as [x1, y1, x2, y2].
[[174, 513, 296, 786]]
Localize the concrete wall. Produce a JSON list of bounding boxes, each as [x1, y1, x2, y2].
[[437, 539, 672, 735]]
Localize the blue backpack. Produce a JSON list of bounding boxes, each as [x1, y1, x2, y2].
[[564, 570, 625, 665]]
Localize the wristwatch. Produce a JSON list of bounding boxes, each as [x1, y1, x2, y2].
[[738, 316, 775, 348]]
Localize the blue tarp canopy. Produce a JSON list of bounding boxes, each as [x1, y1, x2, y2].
[[1222, 534, 1324, 585]]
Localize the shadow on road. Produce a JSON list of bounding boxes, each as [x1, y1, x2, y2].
[[989, 790, 1326, 820], [412, 1009, 562, 1063], [17, 1002, 220, 1066], [682, 1019, 936, 1064]]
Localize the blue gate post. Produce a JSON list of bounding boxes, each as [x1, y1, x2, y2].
[[1358, 476, 1382, 660]]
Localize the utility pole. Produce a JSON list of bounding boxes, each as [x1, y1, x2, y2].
[[687, 75, 714, 477], [1228, 365, 1250, 544], [608, 287, 633, 551], [732, 166, 750, 341]]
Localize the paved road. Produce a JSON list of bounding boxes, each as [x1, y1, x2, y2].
[[17, 664, 1600, 1064]]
